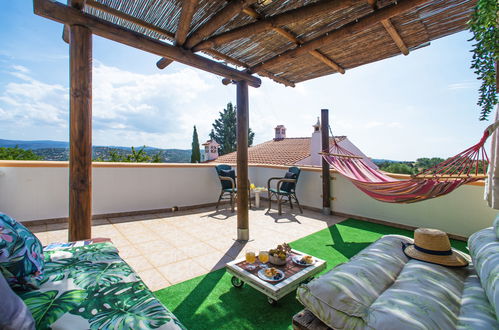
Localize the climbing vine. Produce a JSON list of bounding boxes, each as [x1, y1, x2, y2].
[[468, 0, 498, 120]]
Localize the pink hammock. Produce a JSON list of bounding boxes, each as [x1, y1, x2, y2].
[[322, 127, 494, 203]]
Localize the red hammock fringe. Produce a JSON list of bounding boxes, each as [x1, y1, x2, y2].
[[323, 129, 490, 203]]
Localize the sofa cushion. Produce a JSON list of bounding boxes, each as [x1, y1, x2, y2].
[[494, 215, 499, 240], [457, 272, 499, 329], [296, 235, 411, 324], [20, 242, 184, 329], [468, 227, 499, 318], [367, 259, 470, 329], [0, 213, 44, 290], [0, 272, 35, 330]]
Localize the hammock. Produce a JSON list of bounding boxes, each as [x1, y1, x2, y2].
[[322, 124, 498, 203]]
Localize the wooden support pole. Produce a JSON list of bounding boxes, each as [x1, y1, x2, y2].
[[236, 80, 249, 241], [250, 0, 431, 74], [69, 24, 92, 241], [321, 109, 331, 215], [33, 0, 261, 88]]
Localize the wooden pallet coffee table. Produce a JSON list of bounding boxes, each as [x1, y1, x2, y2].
[[226, 249, 326, 304]]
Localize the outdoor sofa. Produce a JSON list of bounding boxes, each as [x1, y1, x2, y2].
[[293, 217, 499, 329], [0, 213, 184, 329]]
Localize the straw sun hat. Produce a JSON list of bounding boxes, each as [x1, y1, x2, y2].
[[403, 228, 469, 267]]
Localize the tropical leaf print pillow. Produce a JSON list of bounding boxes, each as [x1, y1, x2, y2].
[[0, 213, 44, 291]]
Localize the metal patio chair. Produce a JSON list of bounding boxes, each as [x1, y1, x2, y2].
[[267, 166, 303, 215]]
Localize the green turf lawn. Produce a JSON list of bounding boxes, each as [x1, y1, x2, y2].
[[154, 219, 468, 330]]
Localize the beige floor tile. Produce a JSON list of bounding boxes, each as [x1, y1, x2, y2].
[[35, 232, 50, 246], [178, 242, 218, 259], [123, 255, 154, 272], [191, 253, 235, 272], [165, 231, 201, 248], [46, 229, 69, 243], [136, 269, 170, 291], [116, 245, 142, 258], [144, 249, 189, 268], [135, 240, 174, 255], [157, 259, 208, 285]]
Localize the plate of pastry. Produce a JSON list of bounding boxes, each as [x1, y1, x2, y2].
[[292, 255, 315, 266], [257, 267, 285, 282]]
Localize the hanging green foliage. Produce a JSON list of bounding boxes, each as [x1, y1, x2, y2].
[[468, 0, 498, 120]]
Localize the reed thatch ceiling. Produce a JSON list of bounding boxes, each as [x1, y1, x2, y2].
[[79, 0, 476, 86]]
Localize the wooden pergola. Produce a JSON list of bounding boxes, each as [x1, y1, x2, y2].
[[33, 0, 476, 241]]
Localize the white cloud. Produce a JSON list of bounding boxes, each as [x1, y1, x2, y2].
[[447, 81, 478, 90], [0, 66, 68, 126]]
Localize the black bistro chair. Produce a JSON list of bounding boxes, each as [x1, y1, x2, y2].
[[267, 166, 303, 215], [215, 164, 237, 212]]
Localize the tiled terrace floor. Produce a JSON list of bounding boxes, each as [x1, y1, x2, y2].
[[26, 206, 345, 291]]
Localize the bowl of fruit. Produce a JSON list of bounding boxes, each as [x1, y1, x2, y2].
[[268, 243, 291, 266]]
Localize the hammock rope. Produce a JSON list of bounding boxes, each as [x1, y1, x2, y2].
[[323, 122, 499, 203]]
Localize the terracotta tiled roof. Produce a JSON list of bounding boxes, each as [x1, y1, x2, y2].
[[214, 136, 345, 166]]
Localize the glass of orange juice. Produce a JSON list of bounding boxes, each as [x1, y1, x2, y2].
[[259, 251, 269, 268], [245, 250, 256, 270]]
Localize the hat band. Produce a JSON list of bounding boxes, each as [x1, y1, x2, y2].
[[414, 244, 452, 256]]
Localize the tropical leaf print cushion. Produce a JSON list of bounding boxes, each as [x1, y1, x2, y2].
[[0, 213, 44, 290], [21, 242, 184, 329]]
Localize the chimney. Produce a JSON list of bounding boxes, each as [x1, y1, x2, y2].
[[310, 117, 322, 166], [202, 140, 220, 161], [274, 125, 286, 140]]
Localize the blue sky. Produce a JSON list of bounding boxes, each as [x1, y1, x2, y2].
[[0, 1, 491, 160]]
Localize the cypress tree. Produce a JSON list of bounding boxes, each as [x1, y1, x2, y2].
[[191, 125, 201, 163]]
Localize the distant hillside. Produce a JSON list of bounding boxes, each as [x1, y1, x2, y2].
[[0, 139, 69, 150], [0, 139, 192, 163], [372, 158, 412, 164]]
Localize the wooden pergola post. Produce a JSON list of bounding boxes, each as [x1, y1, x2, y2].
[[69, 24, 92, 241], [236, 80, 249, 241], [321, 109, 331, 215]]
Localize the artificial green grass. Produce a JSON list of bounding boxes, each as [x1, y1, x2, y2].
[[154, 219, 468, 330]]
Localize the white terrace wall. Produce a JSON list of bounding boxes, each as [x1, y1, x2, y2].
[[0, 161, 496, 237], [242, 165, 497, 238]]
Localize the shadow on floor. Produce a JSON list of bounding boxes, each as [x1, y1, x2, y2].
[[159, 240, 246, 317]]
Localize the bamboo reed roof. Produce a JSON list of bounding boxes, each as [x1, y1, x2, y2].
[[81, 0, 476, 86]]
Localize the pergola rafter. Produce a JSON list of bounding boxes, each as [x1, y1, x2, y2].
[[240, 7, 345, 74], [249, 0, 431, 75], [381, 18, 410, 55], [192, 0, 355, 51], [157, 0, 258, 69]]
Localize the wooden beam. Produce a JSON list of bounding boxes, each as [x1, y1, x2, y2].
[[176, 0, 198, 46], [381, 18, 409, 55], [236, 80, 250, 241], [184, 0, 257, 49], [63, 0, 86, 44], [309, 50, 345, 74], [157, 0, 199, 69], [250, 0, 431, 74], [69, 24, 92, 241], [193, 0, 356, 51], [321, 109, 331, 215], [33, 0, 261, 87], [241, 7, 344, 74], [158, 0, 257, 69]]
